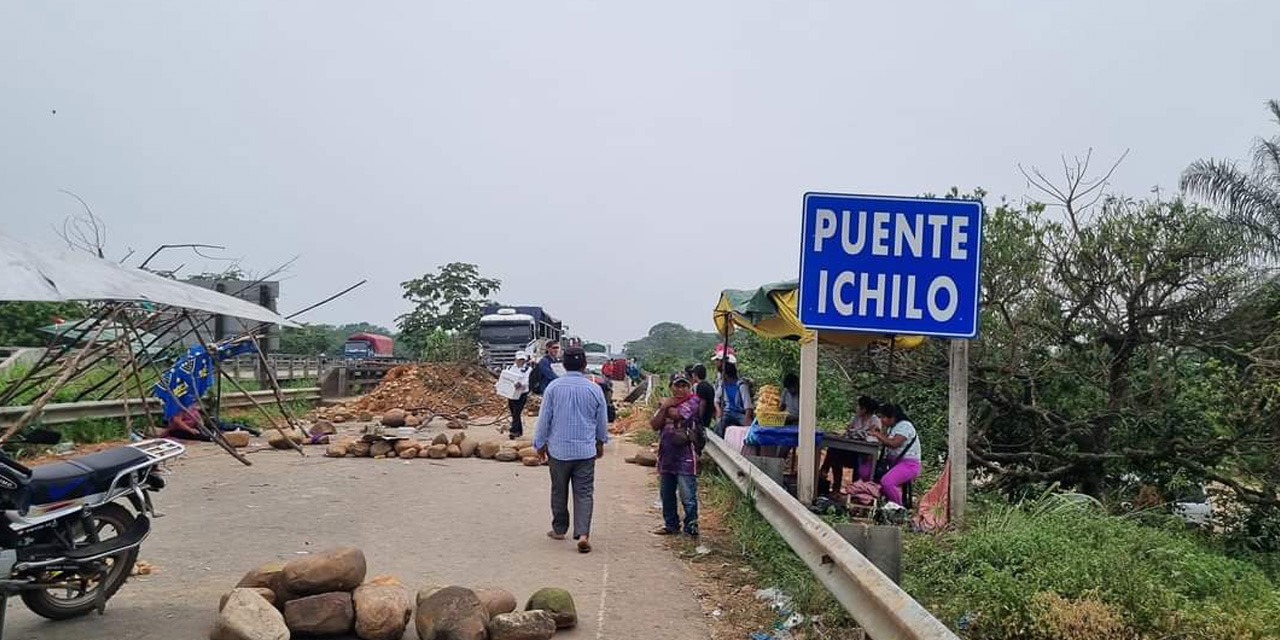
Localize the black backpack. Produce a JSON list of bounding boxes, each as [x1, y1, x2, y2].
[[529, 359, 547, 395]]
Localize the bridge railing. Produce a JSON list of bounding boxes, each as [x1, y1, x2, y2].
[[704, 431, 958, 640]]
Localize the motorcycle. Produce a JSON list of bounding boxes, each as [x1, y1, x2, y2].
[[0, 429, 184, 638]]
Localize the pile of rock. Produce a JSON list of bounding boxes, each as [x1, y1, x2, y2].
[[319, 417, 546, 466], [214, 547, 412, 640], [416, 585, 577, 640], [476, 438, 545, 466], [323, 429, 487, 460], [333, 363, 510, 417], [214, 547, 578, 640]]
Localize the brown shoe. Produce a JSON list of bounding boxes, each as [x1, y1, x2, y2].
[[547, 531, 566, 540], [577, 539, 592, 554]]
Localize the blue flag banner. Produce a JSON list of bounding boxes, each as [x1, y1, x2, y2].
[[152, 340, 258, 420]]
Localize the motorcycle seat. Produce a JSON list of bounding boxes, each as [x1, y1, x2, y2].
[[26, 447, 151, 506]]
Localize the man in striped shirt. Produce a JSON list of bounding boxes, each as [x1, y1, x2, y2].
[[534, 346, 610, 553]]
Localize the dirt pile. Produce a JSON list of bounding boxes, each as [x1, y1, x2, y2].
[[611, 405, 651, 435], [350, 363, 507, 417]]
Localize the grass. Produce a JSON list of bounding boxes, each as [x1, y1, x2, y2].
[[904, 497, 1280, 640], [221, 400, 315, 430], [701, 470, 853, 627], [629, 428, 659, 447], [0, 363, 127, 404]]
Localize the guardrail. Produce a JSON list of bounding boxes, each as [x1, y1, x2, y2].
[[704, 432, 958, 640], [0, 387, 322, 428]]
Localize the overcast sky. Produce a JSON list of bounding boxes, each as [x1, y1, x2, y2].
[[2, 2, 1277, 349]]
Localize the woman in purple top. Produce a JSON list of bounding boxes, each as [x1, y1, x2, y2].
[[649, 372, 703, 536]]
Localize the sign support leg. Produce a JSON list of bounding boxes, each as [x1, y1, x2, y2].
[[948, 339, 969, 527], [798, 333, 819, 504]]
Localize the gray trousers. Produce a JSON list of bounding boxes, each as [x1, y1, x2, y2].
[[549, 456, 596, 539]]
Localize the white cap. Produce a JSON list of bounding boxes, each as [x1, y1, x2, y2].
[[515, 351, 529, 361]]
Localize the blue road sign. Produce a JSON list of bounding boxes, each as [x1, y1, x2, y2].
[[798, 193, 984, 339]]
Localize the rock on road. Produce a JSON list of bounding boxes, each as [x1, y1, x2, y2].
[[7, 438, 707, 640]]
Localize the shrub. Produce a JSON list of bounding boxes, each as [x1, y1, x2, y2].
[[904, 500, 1280, 639]]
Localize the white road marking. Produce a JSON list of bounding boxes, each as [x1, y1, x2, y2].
[[595, 441, 621, 640]]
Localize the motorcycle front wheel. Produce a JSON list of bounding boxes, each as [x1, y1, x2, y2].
[[21, 502, 139, 620]]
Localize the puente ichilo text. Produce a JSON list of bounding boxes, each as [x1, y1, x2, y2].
[[799, 193, 983, 338], [810, 207, 973, 323]]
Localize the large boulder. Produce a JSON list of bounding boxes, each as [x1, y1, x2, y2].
[[281, 547, 367, 596], [267, 429, 303, 450], [510, 439, 533, 451], [632, 450, 658, 467], [494, 449, 519, 462], [446, 444, 463, 458], [474, 589, 517, 618], [404, 414, 422, 427], [370, 441, 394, 458], [211, 588, 289, 640], [414, 586, 489, 640], [220, 588, 276, 612], [517, 447, 538, 459], [427, 444, 449, 459], [325, 442, 349, 457], [353, 577, 412, 640], [283, 592, 354, 636], [525, 588, 577, 629], [312, 420, 337, 435], [458, 438, 480, 457], [223, 431, 251, 448], [450, 432, 466, 445], [489, 610, 557, 640], [381, 408, 408, 427], [349, 440, 372, 457], [432, 433, 450, 446], [235, 561, 295, 607], [394, 439, 420, 456], [284, 591, 353, 637], [521, 456, 541, 466], [399, 447, 421, 459], [478, 441, 501, 459]]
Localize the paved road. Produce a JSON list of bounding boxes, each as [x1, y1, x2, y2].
[[7, 436, 707, 640]]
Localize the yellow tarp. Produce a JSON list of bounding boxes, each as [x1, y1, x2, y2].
[[713, 284, 925, 349]]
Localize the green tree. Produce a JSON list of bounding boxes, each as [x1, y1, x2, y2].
[[396, 263, 501, 356], [279, 324, 335, 354], [623, 322, 719, 373], [0, 301, 87, 347], [1182, 99, 1280, 247]]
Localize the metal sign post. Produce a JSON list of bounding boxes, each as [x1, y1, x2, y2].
[[948, 339, 969, 526], [797, 193, 983, 517], [798, 333, 820, 504]]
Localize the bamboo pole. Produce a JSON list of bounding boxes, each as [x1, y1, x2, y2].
[[1, 307, 117, 441]]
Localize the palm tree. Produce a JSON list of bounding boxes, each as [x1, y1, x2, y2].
[[1181, 99, 1280, 246]]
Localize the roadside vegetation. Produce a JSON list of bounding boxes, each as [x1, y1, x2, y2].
[[905, 495, 1280, 640]]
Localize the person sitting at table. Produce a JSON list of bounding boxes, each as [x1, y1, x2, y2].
[[780, 373, 800, 426], [868, 403, 922, 506], [820, 395, 880, 496]]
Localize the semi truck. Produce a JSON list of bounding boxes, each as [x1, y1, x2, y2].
[[343, 332, 394, 359], [478, 305, 564, 370]]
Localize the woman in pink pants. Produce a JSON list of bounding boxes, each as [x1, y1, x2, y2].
[[864, 403, 922, 506]]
